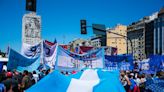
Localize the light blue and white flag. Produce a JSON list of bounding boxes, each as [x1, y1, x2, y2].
[[26, 69, 125, 92], [7, 48, 40, 72], [21, 42, 41, 58], [43, 40, 58, 68]]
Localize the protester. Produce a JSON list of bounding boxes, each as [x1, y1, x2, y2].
[[32, 71, 39, 83], [19, 70, 32, 91], [0, 71, 6, 92], [0, 67, 163, 92], [120, 71, 131, 92], [2, 72, 19, 92]]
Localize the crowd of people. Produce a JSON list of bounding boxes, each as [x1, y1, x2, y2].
[[0, 69, 51, 92], [120, 70, 164, 92], [0, 68, 163, 92]]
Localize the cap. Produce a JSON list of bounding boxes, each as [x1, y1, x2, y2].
[[6, 72, 13, 78]]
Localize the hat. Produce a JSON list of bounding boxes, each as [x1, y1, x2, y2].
[[130, 73, 134, 76], [6, 72, 13, 78]]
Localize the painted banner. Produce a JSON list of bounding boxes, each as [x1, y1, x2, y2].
[[21, 42, 41, 58], [80, 48, 105, 68], [7, 48, 40, 72], [43, 40, 58, 68], [105, 55, 133, 70], [55, 46, 105, 70], [56, 46, 83, 71]]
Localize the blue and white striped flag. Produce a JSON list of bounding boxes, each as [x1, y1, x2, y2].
[[26, 69, 125, 92]]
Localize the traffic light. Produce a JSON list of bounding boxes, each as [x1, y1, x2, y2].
[[80, 20, 87, 34], [26, 0, 36, 12]]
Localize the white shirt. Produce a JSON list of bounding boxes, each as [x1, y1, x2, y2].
[[33, 74, 39, 83]]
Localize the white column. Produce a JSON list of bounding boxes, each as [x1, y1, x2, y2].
[[158, 28, 160, 54], [154, 28, 156, 55], [162, 27, 164, 55]]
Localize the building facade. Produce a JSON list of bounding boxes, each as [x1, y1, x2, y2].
[[154, 8, 164, 55], [145, 12, 158, 57], [107, 24, 127, 54], [22, 12, 41, 45], [145, 21, 155, 57], [127, 12, 158, 60], [68, 38, 89, 51], [127, 19, 147, 60], [90, 36, 102, 47]]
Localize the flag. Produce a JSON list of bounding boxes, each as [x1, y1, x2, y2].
[[111, 47, 117, 55], [7, 48, 40, 72], [43, 40, 58, 68], [6, 46, 10, 55], [26, 69, 125, 92], [54, 38, 57, 44]]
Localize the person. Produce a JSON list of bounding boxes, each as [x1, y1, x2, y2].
[[134, 74, 141, 88], [0, 83, 5, 92], [71, 70, 77, 74], [2, 72, 18, 92], [19, 70, 32, 91], [32, 71, 39, 83], [139, 74, 146, 92], [129, 73, 139, 92], [120, 71, 131, 92], [0, 72, 6, 92]]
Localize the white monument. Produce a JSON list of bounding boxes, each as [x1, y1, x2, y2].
[[22, 12, 41, 45]]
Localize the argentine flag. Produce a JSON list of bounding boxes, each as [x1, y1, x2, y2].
[[26, 69, 125, 92]]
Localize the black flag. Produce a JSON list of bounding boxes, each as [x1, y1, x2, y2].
[[26, 0, 36, 12]]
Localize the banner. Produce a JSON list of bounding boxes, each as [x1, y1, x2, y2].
[[80, 48, 105, 68], [43, 40, 58, 68], [56, 46, 83, 71], [105, 55, 133, 70], [56, 46, 104, 70], [148, 55, 164, 71], [21, 42, 41, 58], [7, 48, 40, 72]]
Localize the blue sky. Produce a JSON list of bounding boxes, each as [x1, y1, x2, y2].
[[0, 0, 163, 52]]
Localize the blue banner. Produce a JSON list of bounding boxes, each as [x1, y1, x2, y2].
[[148, 55, 164, 71], [7, 48, 40, 72], [105, 54, 133, 70], [0, 62, 3, 72]]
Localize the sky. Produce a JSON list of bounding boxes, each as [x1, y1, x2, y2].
[[0, 0, 164, 52]]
